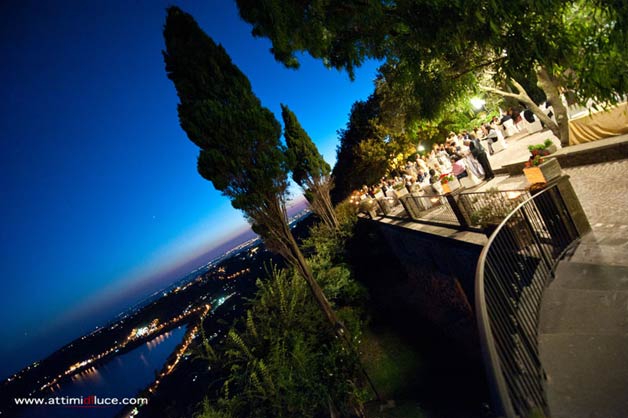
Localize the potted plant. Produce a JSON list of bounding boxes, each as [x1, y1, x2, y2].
[[440, 174, 458, 194], [544, 138, 558, 154], [527, 138, 558, 156], [523, 156, 562, 184]]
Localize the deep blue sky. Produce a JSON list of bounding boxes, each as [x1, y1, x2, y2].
[[0, 0, 378, 378]]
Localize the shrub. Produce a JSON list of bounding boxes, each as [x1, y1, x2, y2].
[[198, 266, 368, 418]]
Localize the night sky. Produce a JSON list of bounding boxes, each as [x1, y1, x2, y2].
[[0, 0, 378, 378]]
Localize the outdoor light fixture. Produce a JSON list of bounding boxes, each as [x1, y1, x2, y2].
[[470, 97, 486, 110]]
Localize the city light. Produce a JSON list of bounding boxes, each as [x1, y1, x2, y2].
[[38, 303, 212, 393]]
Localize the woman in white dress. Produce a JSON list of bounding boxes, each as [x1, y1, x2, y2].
[[462, 140, 485, 178]]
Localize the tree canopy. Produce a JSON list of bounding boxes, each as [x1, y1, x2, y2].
[[331, 95, 384, 203], [281, 104, 331, 187], [236, 0, 628, 145], [163, 6, 286, 222], [281, 104, 338, 228]]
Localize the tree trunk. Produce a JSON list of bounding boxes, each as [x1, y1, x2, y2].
[[257, 196, 381, 402], [281, 217, 346, 335], [536, 66, 571, 147], [308, 178, 340, 230], [480, 78, 561, 140], [319, 178, 340, 229]]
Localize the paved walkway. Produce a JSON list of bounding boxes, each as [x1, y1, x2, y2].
[[538, 159, 628, 418], [486, 129, 562, 170]]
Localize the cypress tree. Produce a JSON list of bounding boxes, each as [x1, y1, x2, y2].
[[163, 6, 343, 335], [281, 104, 339, 229]]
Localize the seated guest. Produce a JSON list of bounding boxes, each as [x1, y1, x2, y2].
[[429, 169, 440, 184], [523, 108, 535, 123], [451, 155, 468, 180], [405, 177, 415, 193], [380, 179, 389, 196], [416, 155, 429, 172], [511, 106, 522, 124], [449, 146, 464, 159], [500, 110, 513, 124]]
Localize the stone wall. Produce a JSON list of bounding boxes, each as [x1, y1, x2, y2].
[[351, 218, 484, 352]]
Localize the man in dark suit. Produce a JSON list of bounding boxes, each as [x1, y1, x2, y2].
[[469, 138, 494, 180]]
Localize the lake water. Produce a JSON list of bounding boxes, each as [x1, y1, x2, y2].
[[16, 325, 187, 418]]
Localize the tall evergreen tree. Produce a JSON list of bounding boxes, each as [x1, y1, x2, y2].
[[281, 104, 339, 229], [162, 6, 343, 335], [331, 95, 384, 203]]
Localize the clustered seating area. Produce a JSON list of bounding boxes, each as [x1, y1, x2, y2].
[[353, 104, 559, 223], [500, 104, 555, 138]]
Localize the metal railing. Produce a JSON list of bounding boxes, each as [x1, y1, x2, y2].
[[363, 187, 549, 234], [399, 193, 460, 225], [457, 189, 531, 228], [476, 182, 583, 418]]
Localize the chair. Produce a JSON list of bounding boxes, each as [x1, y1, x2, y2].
[[431, 181, 445, 195], [491, 138, 505, 153], [495, 127, 505, 142], [521, 111, 543, 133], [502, 119, 519, 137], [460, 170, 482, 188], [393, 187, 409, 200]]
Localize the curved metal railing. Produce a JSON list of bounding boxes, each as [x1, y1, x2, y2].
[[475, 182, 582, 417]]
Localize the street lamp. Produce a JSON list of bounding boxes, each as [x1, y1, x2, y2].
[[470, 97, 486, 110]]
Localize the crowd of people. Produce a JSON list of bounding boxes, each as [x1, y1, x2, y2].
[[362, 123, 503, 201]]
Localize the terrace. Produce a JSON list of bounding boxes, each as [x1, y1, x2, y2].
[[360, 131, 628, 418]]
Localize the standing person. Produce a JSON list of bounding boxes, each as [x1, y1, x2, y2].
[[469, 138, 494, 180]]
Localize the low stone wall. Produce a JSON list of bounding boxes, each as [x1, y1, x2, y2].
[[496, 134, 628, 176]]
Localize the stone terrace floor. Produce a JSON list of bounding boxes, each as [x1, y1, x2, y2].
[[538, 158, 628, 418]]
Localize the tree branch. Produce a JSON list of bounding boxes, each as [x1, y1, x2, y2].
[[449, 56, 507, 80], [479, 85, 522, 100]]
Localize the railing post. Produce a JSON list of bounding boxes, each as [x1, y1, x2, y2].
[[398, 195, 412, 219], [446, 192, 471, 228], [553, 175, 591, 236]]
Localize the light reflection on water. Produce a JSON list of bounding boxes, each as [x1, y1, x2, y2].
[[17, 326, 187, 418]]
